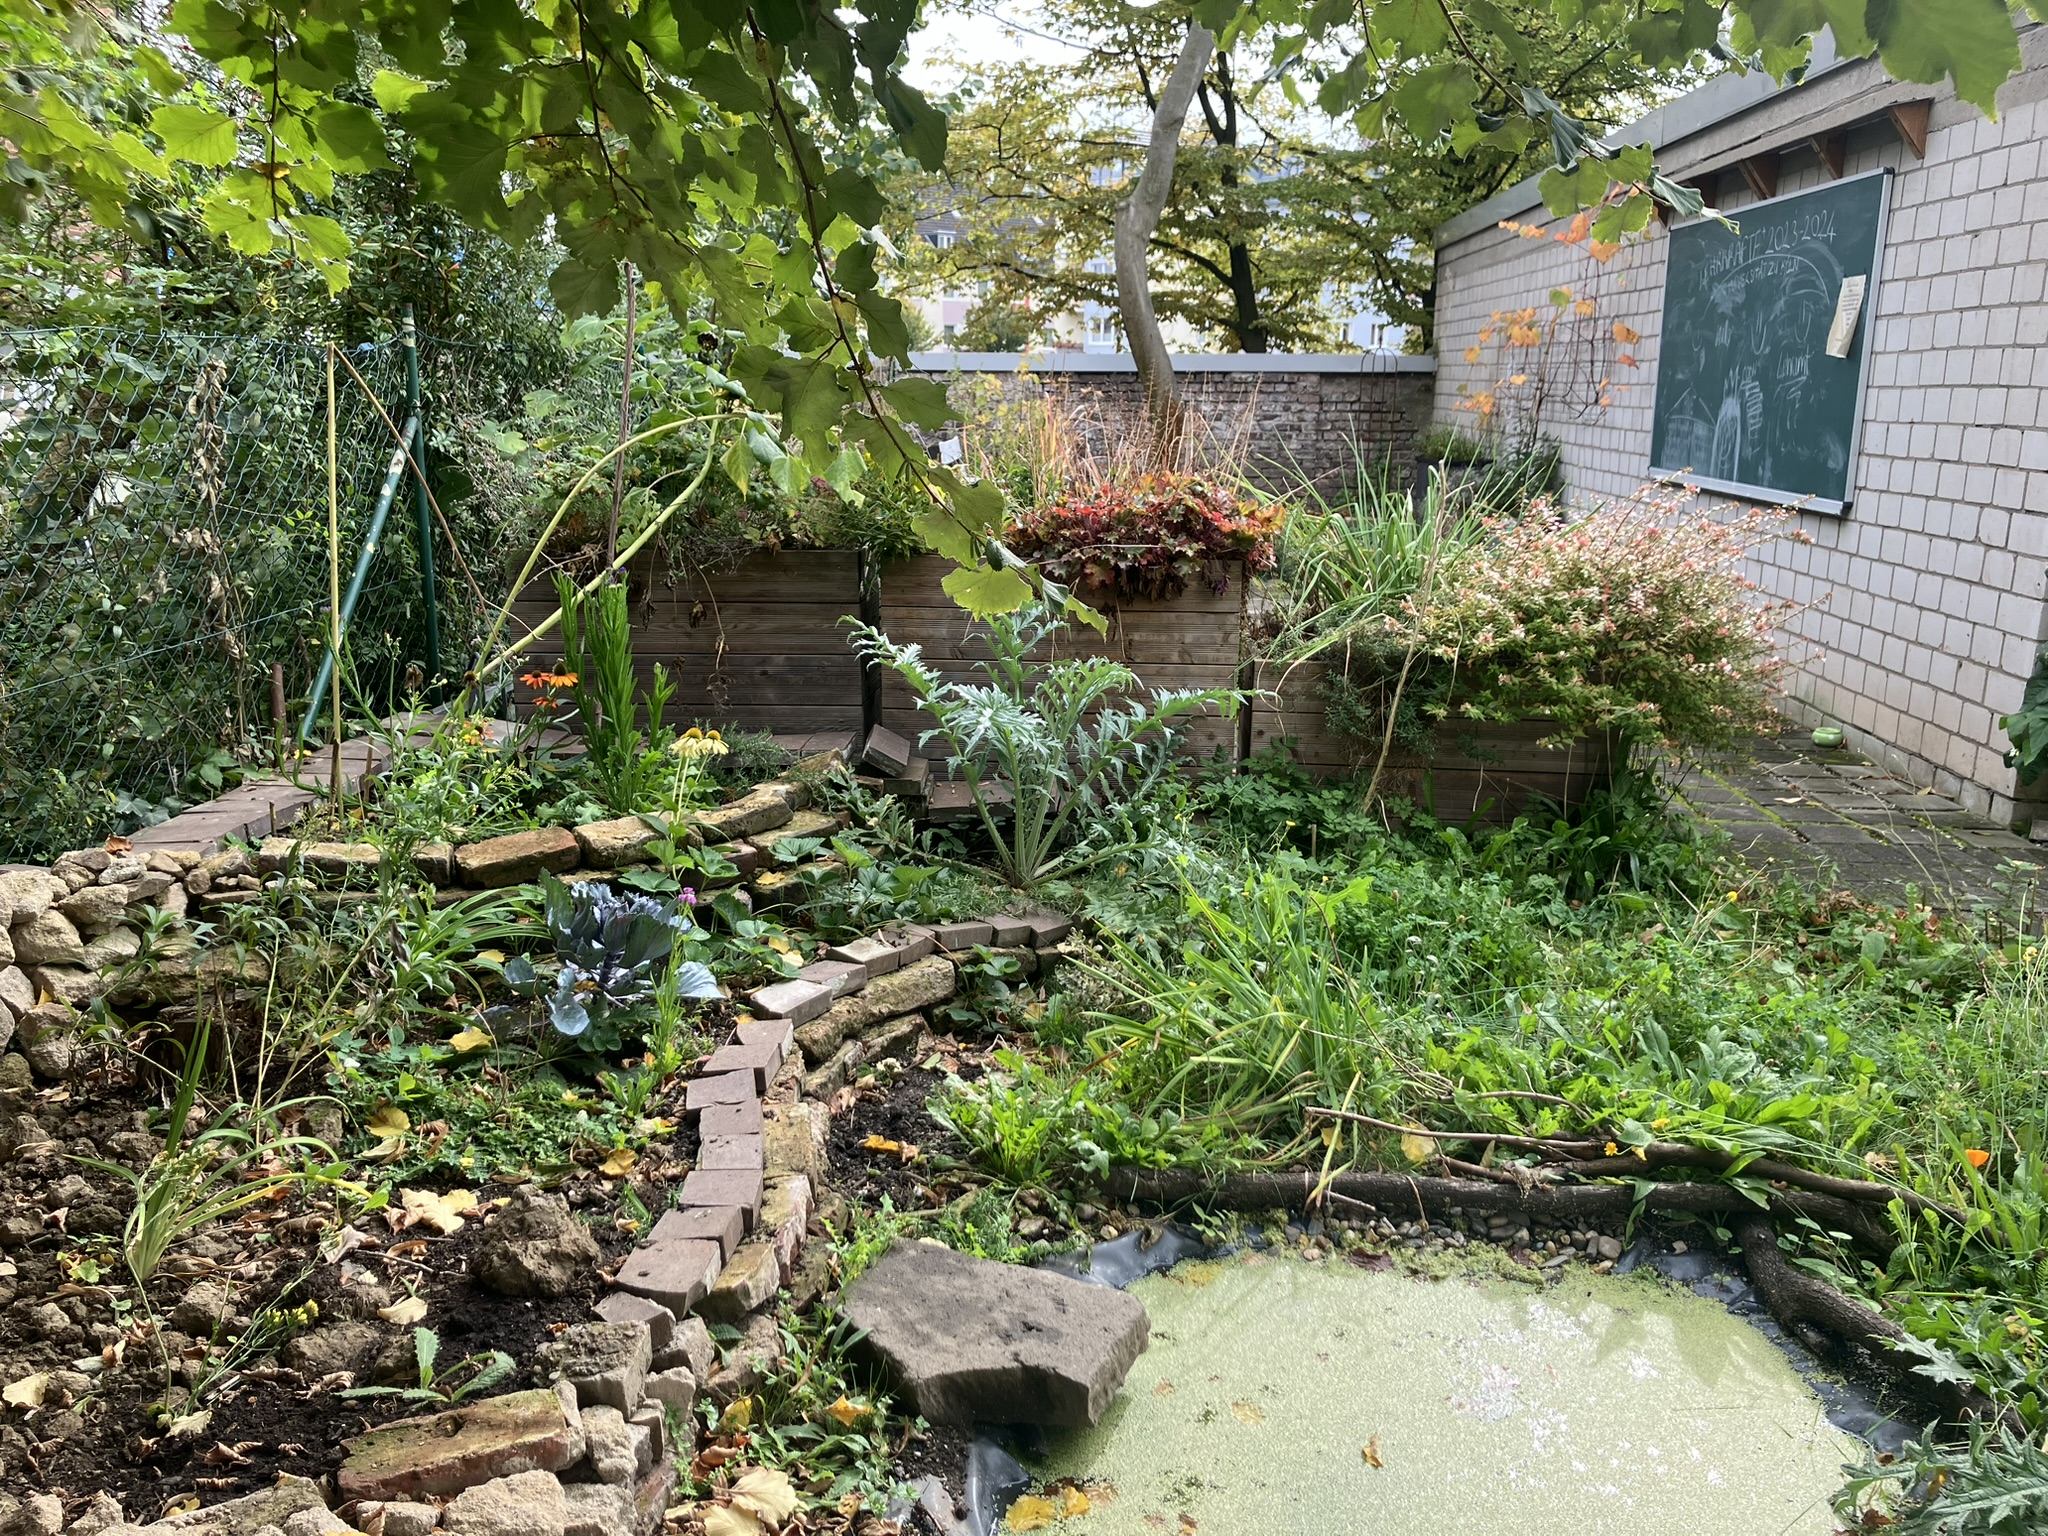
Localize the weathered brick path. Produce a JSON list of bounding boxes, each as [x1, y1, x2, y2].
[[1668, 726, 2047, 920]]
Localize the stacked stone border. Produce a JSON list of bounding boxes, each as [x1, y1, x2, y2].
[[0, 740, 1083, 1536]]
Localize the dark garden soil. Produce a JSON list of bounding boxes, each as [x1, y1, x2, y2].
[[827, 1060, 974, 1215], [0, 1051, 695, 1519]]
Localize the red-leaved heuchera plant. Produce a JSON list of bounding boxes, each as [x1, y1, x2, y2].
[[1009, 472, 1282, 604]]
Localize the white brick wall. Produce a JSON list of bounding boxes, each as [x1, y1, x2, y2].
[[1432, 43, 2048, 822]]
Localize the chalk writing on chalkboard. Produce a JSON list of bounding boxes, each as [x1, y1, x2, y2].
[[1648, 171, 1891, 512]]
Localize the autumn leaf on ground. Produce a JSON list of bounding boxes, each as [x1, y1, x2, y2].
[[861, 1135, 919, 1163], [475, 949, 505, 965], [3, 1372, 48, 1408], [378, 1296, 428, 1325], [730, 1467, 799, 1525], [448, 1026, 492, 1052], [1006, 1495, 1058, 1532], [1396, 1121, 1435, 1164], [1229, 1401, 1265, 1425], [364, 1105, 409, 1161], [1362, 1435, 1384, 1469], [825, 1394, 870, 1426], [702, 1508, 764, 1536], [393, 1187, 477, 1235], [1058, 1485, 1092, 1516], [599, 1147, 637, 1178]]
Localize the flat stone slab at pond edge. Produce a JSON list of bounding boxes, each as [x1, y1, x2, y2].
[[841, 1241, 1149, 1428]]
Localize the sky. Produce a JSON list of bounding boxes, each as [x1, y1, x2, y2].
[[904, 1, 1081, 91]]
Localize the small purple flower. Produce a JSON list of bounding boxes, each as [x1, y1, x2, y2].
[[679, 887, 698, 907]]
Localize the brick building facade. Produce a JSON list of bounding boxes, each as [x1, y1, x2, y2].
[[906, 351, 1436, 496], [1433, 27, 2048, 822]]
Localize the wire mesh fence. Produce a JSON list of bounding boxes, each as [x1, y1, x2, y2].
[[0, 325, 493, 861]]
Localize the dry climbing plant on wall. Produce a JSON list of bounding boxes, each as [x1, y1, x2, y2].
[[1453, 214, 1653, 456]]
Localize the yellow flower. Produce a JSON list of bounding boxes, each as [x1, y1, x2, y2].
[[670, 727, 730, 758], [1725, 891, 1740, 903], [1604, 1141, 1619, 1157]]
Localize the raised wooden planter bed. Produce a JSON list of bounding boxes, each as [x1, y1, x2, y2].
[[509, 549, 864, 734], [873, 555, 1245, 764], [505, 553, 1616, 814], [1247, 659, 1618, 822]]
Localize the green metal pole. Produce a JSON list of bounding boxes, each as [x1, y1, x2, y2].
[[299, 412, 422, 747], [401, 306, 440, 686]]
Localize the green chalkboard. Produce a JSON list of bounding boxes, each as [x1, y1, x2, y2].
[[1648, 170, 1891, 513]]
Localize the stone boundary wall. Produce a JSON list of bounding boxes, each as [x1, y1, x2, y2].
[[903, 351, 1436, 494], [1431, 28, 2048, 823]]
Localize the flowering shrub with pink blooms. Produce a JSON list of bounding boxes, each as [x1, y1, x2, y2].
[[1009, 472, 1283, 604], [1384, 490, 1806, 748]]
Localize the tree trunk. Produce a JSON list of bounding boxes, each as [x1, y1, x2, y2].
[[1114, 21, 1213, 446]]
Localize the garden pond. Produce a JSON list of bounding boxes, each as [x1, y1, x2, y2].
[[1019, 1249, 1866, 1536]]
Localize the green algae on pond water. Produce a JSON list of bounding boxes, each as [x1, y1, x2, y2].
[[1031, 1251, 1858, 1536]]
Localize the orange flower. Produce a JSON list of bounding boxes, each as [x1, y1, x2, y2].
[[1964, 1148, 1992, 1169]]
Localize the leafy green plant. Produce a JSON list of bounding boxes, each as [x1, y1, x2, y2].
[[502, 872, 719, 1046], [80, 1013, 336, 1287], [558, 574, 676, 816], [1837, 1420, 2048, 1535], [849, 596, 1241, 888], [340, 1327, 516, 1405]]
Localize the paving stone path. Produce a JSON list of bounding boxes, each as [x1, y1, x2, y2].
[[1667, 725, 2047, 921]]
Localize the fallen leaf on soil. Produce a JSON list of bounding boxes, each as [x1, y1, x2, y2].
[[3, 1373, 48, 1408], [1396, 1121, 1435, 1164], [731, 1467, 799, 1525], [828, 1086, 860, 1118], [1362, 1435, 1384, 1468], [393, 1187, 477, 1235], [1153, 1380, 1175, 1395], [1229, 1401, 1264, 1425], [600, 1147, 637, 1177], [719, 1397, 755, 1432], [448, 1027, 492, 1052], [703, 1508, 764, 1536], [103, 833, 133, 851], [861, 1135, 920, 1163], [825, 1395, 870, 1426], [165, 1408, 212, 1439], [1058, 1487, 1091, 1516], [365, 1105, 409, 1161], [379, 1296, 429, 1325], [1006, 1496, 1058, 1532]]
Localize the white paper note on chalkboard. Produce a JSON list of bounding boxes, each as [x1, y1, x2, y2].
[[1825, 275, 1867, 358]]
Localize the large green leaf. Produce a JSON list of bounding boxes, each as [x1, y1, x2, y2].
[[150, 104, 237, 166], [1865, 0, 2019, 111]]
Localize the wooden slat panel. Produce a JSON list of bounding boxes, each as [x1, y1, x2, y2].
[[1246, 659, 1616, 817]]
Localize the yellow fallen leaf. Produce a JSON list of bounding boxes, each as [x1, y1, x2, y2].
[[3, 1372, 48, 1408], [1007, 1495, 1058, 1532], [397, 1187, 477, 1235], [162, 1496, 200, 1517], [367, 1105, 410, 1136], [476, 948, 505, 965], [1397, 1121, 1435, 1165], [730, 1467, 799, 1525], [1362, 1435, 1384, 1469], [448, 1026, 492, 1053], [702, 1507, 765, 1536], [860, 1135, 920, 1164], [1229, 1401, 1265, 1425], [719, 1396, 754, 1432], [1059, 1486, 1092, 1516], [599, 1147, 637, 1178], [825, 1394, 869, 1426], [378, 1296, 428, 1326]]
